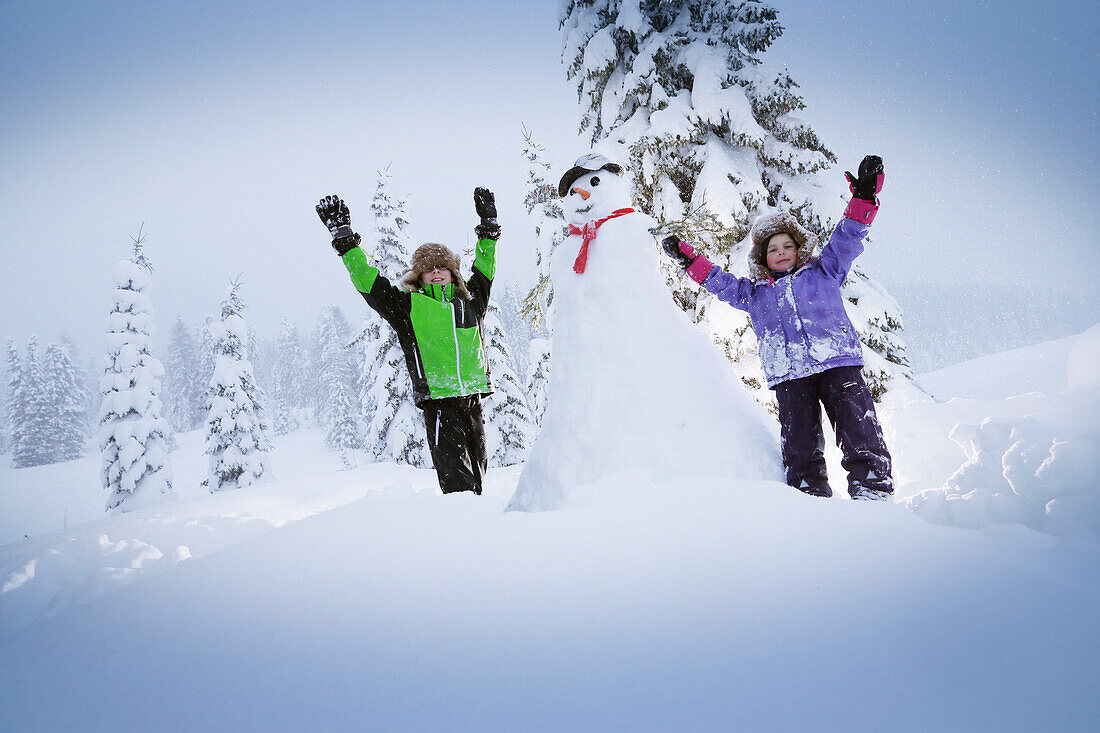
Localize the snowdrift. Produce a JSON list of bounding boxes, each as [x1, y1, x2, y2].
[[896, 324, 1100, 540]]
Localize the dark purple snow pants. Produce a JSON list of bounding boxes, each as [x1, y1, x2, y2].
[[774, 366, 894, 498]]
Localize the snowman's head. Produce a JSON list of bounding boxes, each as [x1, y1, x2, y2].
[[558, 153, 632, 226]]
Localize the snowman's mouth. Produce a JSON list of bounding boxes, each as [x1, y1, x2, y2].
[[575, 203, 593, 214]]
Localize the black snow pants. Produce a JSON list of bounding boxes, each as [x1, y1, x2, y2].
[[774, 366, 894, 498], [421, 395, 487, 495]]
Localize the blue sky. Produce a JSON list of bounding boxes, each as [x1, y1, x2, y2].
[[1, 0, 1097, 359]]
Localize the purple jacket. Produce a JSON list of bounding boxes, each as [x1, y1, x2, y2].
[[697, 218, 870, 388]]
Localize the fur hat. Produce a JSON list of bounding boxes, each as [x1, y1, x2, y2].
[[557, 153, 624, 198], [399, 243, 472, 300], [748, 211, 820, 280]]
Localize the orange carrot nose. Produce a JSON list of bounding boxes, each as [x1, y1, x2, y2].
[[572, 187, 591, 200]]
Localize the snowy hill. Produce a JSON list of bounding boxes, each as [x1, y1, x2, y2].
[[2, 328, 1099, 730]]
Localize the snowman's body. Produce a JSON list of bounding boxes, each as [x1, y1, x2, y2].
[[507, 169, 780, 511]]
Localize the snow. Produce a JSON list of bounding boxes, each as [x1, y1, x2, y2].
[[1, 329, 1098, 729], [897, 324, 1100, 540]]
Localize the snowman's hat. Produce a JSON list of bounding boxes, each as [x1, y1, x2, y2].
[[557, 153, 624, 198]]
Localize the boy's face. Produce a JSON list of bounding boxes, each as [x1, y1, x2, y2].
[[766, 233, 799, 272], [421, 267, 453, 287]]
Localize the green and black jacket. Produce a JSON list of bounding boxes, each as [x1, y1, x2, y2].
[[341, 238, 496, 408]]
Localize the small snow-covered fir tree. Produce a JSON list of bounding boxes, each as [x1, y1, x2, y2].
[[357, 167, 430, 467], [100, 232, 175, 511], [270, 393, 298, 436], [525, 337, 552, 428], [5, 340, 24, 462], [519, 125, 568, 331], [273, 319, 311, 413], [0, 376, 8, 456], [59, 334, 92, 437], [366, 336, 430, 466], [351, 318, 384, 443], [202, 279, 272, 492], [482, 305, 535, 468], [12, 336, 53, 468], [163, 316, 205, 431], [560, 0, 912, 404], [317, 307, 361, 468], [41, 342, 88, 462]]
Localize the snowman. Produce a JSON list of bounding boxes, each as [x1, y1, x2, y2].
[[506, 154, 781, 511]]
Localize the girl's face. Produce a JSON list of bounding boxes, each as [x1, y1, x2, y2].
[[765, 233, 799, 272], [421, 267, 452, 286]]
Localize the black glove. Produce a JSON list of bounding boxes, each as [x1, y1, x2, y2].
[[316, 195, 360, 255], [473, 187, 501, 240], [661, 235, 696, 270], [844, 155, 884, 201]]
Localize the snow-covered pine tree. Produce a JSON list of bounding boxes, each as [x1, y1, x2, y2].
[[59, 334, 93, 437], [269, 393, 297, 436], [0, 373, 8, 456], [163, 316, 205, 432], [5, 340, 23, 461], [365, 331, 430, 467], [0, 387, 8, 457], [41, 342, 88, 462], [560, 0, 912, 404], [358, 167, 430, 467], [519, 125, 568, 331], [247, 325, 274, 395], [350, 318, 383, 446], [100, 232, 176, 510], [525, 337, 552, 428], [202, 279, 272, 492], [482, 305, 535, 468], [317, 306, 361, 468], [493, 283, 537, 383], [273, 319, 311, 413], [12, 336, 53, 468]]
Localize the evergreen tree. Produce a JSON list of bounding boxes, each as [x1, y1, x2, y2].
[[560, 0, 912, 403], [525, 337, 552, 428], [202, 279, 272, 492], [13, 336, 53, 468], [59, 334, 92, 436], [247, 325, 274, 395], [41, 342, 88, 462], [359, 167, 430, 467], [317, 307, 362, 468], [270, 393, 298, 436], [494, 282, 538, 383], [100, 231, 176, 510], [351, 318, 384, 445], [482, 305, 535, 468], [163, 316, 205, 431], [0, 378, 8, 456], [519, 125, 568, 331], [272, 319, 311, 412], [5, 340, 23, 461]]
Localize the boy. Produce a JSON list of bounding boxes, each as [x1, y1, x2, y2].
[[316, 188, 499, 494]]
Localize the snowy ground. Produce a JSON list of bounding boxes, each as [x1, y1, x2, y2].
[[2, 329, 1098, 731]]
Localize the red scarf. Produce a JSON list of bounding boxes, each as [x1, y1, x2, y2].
[[568, 208, 635, 274]]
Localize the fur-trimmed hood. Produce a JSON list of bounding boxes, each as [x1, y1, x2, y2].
[[748, 211, 820, 281], [398, 242, 472, 300]]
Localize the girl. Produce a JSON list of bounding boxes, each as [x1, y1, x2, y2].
[[662, 156, 894, 500]]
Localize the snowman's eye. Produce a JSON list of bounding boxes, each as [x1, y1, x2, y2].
[[590, 176, 601, 187]]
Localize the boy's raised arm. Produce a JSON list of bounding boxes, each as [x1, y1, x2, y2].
[[316, 194, 409, 321], [468, 187, 499, 317]]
